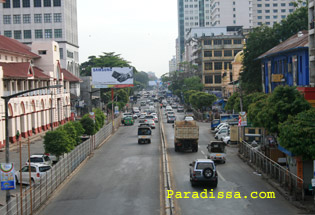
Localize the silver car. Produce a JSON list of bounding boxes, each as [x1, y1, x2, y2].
[[189, 159, 218, 187]]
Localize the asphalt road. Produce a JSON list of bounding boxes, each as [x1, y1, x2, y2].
[[39, 111, 161, 215], [163, 108, 305, 215]]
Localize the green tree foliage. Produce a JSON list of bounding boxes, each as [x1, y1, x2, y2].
[[80, 114, 96, 135], [248, 86, 311, 134], [225, 92, 239, 112], [80, 52, 133, 76], [43, 129, 75, 159], [184, 76, 204, 91], [60, 122, 77, 147], [184, 90, 197, 104], [134, 72, 149, 87], [93, 108, 106, 130], [72, 121, 85, 143], [279, 108, 315, 160], [241, 6, 308, 93], [189, 92, 216, 110], [226, 92, 267, 113]]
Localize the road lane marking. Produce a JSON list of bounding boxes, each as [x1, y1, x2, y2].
[[201, 150, 205, 155], [217, 170, 227, 182]]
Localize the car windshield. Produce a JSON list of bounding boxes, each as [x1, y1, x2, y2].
[[29, 157, 43, 163], [138, 128, 152, 135], [196, 162, 214, 169], [39, 166, 51, 172], [145, 115, 154, 119]]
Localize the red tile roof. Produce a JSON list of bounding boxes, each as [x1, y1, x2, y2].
[[0, 35, 39, 59], [0, 62, 50, 80], [258, 30, 308, 59], [62, 69, 82, 82]]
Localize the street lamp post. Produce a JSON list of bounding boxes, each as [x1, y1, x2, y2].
[[1, 85, 62, 205]]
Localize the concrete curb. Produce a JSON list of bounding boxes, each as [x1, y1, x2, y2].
[[238, 153, 315, 213]]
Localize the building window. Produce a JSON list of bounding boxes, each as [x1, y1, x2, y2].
[[23, 0, 30, 7], [4, 31, 12, 38], [224, 62, 232, 69], [44, 29, 52, 38], [258, 16, 262, 19], [34, 0, 41, 7], [24, 30, 31, 39], [204, 51, 212, 57], [205, 62, 212, 70], [214, 75, 221, 83], [273, 9, 278, 13], [53, 13, 62, 22], [273, 3, 277, 7], [14, 30, 22, 39], [214, 62, 222, 70], [265, 4, 270, 7], [35, 29, 43, 38], [257, 10, 262, 13], [281, 3, 285, 6], [265, 10, 270, 13], [205, 75, 213, 84], [60, 48, 63, 59], [233, 39, 242, 44], [273, 15, 278, 19], [13, 0, 21, 8], [23, 14, 31, 23], [13, 15, 21, 24], [44, 13, 51, 23], [266, 16, 270, 19], [53, 0, 61, 6], [204, 40, 211, 45], [224, 39, 232, 44], [3, 0, 11, 8], [224, 50, 232, 57], [3, 15, 11, 24], [281, 9, 286, 13], [281, 15, 286, 19], [44, 0, 51, 7], [213, 39, 222, 45], [234, 49, 241, 56], [54, 29, 62, 38], [34, 14, 42, 23], [214, 51, 222, 57]]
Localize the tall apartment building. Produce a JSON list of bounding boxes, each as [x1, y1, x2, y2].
[[169, 56, 177, 74], [177, 0, 304, 62], [0, 0, 79, 78]]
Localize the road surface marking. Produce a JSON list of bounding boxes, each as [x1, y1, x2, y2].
[[217, 170, 227, 182], [198, 145, 200, 148], [201, 151, 205, 155]]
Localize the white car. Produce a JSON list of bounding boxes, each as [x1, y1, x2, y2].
[[15, 164, 51, 185], [214, 123, 228, 133], [223, 136, 230, 144], [26, 154, 52, 166], [215, 127, 229, 141], [165, 106, 172, 112], [184, 116, 194, 121], [145, 119, 156, 129]]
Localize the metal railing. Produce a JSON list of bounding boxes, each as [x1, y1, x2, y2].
[[239, 141, 304, 200], [0, 115, 121, 215]]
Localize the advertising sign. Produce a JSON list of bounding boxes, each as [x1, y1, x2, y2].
[[0, 163, 15, 190], [148, 81, 157, 86], [238, 112, 247, 127], [114, 106, 119, 114], [92, 67, 134, 88]]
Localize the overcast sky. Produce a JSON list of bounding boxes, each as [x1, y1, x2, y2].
[[77, 0, 177, 78]]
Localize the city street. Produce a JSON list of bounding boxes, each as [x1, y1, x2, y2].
[[163, 109, 305, 215], [39, 117, 161, 215]]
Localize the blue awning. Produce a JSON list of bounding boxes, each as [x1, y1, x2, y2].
[[278, 145, 294, 157]]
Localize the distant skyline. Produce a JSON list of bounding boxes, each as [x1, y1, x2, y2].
[[77, 0, 177, 78]]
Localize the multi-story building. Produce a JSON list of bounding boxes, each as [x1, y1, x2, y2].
[[194, 34, 244, 95], [169, 56, 177, 74], [0, 0, 79, 78], [309, 0, 315, 87], [252, 0, 300, 27], [0, 35, 76, 148]]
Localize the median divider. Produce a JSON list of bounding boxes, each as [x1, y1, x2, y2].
[[159, 108, 175, 215]]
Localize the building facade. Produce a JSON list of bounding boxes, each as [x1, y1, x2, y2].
[[309, 0, 315, 87], [0, 0, 79, 79], [0, 35, 74, 149]]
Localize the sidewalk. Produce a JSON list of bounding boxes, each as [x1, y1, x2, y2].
[[0, 131, 47, 205]]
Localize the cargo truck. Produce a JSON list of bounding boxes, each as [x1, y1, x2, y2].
[[174, 120, 199, 152]]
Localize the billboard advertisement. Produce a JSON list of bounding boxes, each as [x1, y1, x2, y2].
[[0, 163, 15, 190], [92, 67, 134, 88]]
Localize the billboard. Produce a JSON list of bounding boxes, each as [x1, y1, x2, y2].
[[92, 67, 134, 88], [0, 163, 15, 190]]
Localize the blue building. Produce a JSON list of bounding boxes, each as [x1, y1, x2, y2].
[[258, 31, 309, 93]]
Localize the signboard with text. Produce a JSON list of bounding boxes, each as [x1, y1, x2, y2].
[[92, 67, 134, 88], [238, 112, 247, 127], [0, 163, 15, 190]]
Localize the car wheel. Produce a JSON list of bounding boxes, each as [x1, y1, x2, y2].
[[203, 168, 213, 179], [15, 176, 19, 185], [30, 178, 35, 186]]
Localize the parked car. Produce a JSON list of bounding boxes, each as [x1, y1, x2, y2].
[[215, 127, 229, 141], [223, 136, 230, 145], [15, 163, 51, 185], [214, 123, 228, 133], [189, 159, 218, 187], [26, 154, 52, 166]]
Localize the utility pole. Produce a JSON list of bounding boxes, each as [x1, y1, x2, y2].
[[1, 85, 62, 206]]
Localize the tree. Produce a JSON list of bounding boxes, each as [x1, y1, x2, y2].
[[241, 5, 308, 93], [134, 72, 149, 87], [43, 129, 74, 159], [189, 92, 216, 110], [279, 108, 315, 160], [60, 122, 77, 147], [225, 92, 239, 112], [184, 90, 197, 104], [249, 86, 311, 134], [183, 76, 204, 91], [72, 121, 85, 144], [80, 114, 96, 135]]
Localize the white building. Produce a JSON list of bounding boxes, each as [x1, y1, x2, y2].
[[169, 56, 177, 74], [0, 0, 79, 79], [0, 35, 75, 149]]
